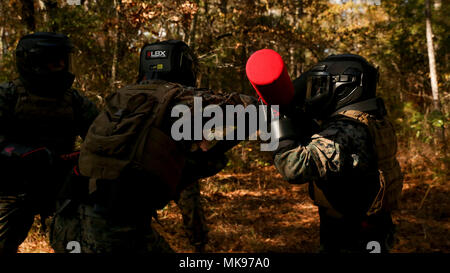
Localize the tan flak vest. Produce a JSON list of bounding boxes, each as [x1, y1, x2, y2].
[[11, 79, 76, 153], [311, 99, 403, 218]]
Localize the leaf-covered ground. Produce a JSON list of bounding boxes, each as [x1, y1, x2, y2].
[[18, 149, 449, 253]]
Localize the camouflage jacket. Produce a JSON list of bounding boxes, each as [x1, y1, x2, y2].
[[0, 79, 99, 154], [165, 83, 257, 184], [78, 79, 256, 211], [274, 112, 401, 218]]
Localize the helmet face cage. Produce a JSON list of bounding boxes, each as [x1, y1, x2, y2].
[[24, 47, 72, 75], [15, 32, 75, 96], [16, 32, 73, 76], [138, 40, 196, 86]]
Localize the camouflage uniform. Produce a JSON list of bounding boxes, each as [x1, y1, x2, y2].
[[0, 79, 99, 254], [172, 85, 251, 252], [50, 80, 254, 253], [175, 181, 209, 251], [274, 110, 402, 253]]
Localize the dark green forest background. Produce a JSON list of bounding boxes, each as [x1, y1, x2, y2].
[[1, 0, 449, 253], [0, 0, 448, 181]]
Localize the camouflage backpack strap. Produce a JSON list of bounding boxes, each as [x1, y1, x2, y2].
[[126, 82, 181, 162], [333, 108, 403, 215], [131, 82, 186, 200]]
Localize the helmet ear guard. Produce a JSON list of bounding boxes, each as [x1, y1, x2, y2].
[[333, 69, 364, 110]]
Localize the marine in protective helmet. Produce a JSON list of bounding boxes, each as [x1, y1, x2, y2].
[[294, 54, 381, 119], [15, 32, 75, 97], [0, 32, 98, 254], [137, 40, 197, 86], [52, 39, 251, 254], [139, 40, 210, 252], [274, 54, 403, 253]]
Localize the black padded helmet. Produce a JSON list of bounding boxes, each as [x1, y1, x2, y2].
[[138, 40, 196, 87], [16, 32, 74, 96], [296, 54, 378, 118]]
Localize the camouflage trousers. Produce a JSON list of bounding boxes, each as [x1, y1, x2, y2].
[[50, 176, 208, 253], [175, 181, 209, 251], [318, 207, 396, 253], [0, 194, 35, 254], [50, 202, 173, 253]]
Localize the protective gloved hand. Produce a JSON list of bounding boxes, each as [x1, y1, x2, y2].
[[271, 113, 298, 142], [271, 114, 299, 157], [0, 143, 54, 169], [0, 143, 55, 196], [60, 151, 81, 175], [271, 104, 321, 155]]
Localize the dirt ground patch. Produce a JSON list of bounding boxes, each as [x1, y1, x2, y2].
[[18, 156, 449, 253]]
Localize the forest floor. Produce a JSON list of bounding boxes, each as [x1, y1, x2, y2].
[[18, 146, 449, 253]]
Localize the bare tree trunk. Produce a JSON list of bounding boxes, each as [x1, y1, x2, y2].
[[110, 0, 119, 91], [0, 1, 4, 58], [44, 0, 59, 31], [187, 0, 199, 48], [425, 0, 446, 152], [425, 0, 440, 110], [289, 46, 296, 78], [20, 0, 36, 32], [206, 66, 211, 89], [240, 36, 247, 94], [38, 0, 47, 25], [0, 26, 3, 59]]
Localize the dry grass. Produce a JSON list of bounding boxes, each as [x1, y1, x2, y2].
[[18, 143, 449, 253], [17, 217, 54, 253]]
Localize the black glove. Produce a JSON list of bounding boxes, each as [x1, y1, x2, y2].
[[271, 109, 319, 157], [0, 143, 55, 199], [0, 143, 54, 169], [271, 114, 298, 142]]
